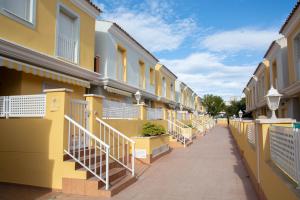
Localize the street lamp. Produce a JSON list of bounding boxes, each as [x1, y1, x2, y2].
[[238, 110, 243, 119], [134, 90, 142, 105], [265, 86, 282, 119]]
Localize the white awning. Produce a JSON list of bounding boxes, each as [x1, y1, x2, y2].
[[104, 86, 132, 97], [0, 56, 90, 88]]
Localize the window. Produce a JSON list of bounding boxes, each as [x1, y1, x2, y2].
[[117, 45, 126, 82], [294, 34, 300, 80], [139, 60, 145, 89], [56, 4, 80, 63], [162, 77, 166, 97], [272, 61, 278, 88], [149, 68, 154, 85], [170, 83, 174, 100], [0, 0, 36, 27]]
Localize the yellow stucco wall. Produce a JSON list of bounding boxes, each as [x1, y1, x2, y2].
[[0, 90, 87, 189], [286, 20, 300, 85], [103, 119, 168, 138], [155, 64, 176, 101], [0, 0, 96, 70], [133, 134, 169, 155], [217, 118, 228, 126], [0, 68, 85, 98], [229, 120, 299, 200]]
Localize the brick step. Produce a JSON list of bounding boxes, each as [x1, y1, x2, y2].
[[86, 167, 127, 188], [79, 160, 121, 178], [86, 174, 137, 197]]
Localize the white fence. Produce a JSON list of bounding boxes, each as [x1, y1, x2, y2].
[[147, 108, 163, 120], [103, 99, 139, 119], [247, 123, 256, 147], [177, 112, 184, 120], [96, 117, 135, 176], [269, 126, 300, 185], [65, 115, 110, 190], [70, 99, 89, 129], [0, 95, 46, 118]]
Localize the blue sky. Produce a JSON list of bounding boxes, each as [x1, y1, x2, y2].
[[93, 0, 296, 100]]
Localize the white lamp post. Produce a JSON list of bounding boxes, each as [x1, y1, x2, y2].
[[180, 104, 183, 111], [238, 110, 243, 121], [233, 114, 236, 119], [265, 86, 282, 119], [134, 90, 142, 105]]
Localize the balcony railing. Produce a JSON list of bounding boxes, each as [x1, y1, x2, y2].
[[269, 126, 300, 185], [0, 94, 46, 118], [147, 108, 163, 120], [103, 99, 139, 119], [247, 123, 256, 147], [57, 34, 77, 63]]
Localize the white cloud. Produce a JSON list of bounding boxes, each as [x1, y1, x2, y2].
[[100, 3, 197, 52], [161, 52, 256, 100], [201, 28, 279, 52]]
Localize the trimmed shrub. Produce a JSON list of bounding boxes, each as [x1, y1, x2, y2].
[[187, 124, 194, 128], [142, 122, 166, 137]]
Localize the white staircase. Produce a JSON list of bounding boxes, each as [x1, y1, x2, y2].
[[63, 115, 136, 197], [167, 119, 191, 147]]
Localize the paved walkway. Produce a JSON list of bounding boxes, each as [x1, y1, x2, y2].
[[1, 126, 258, 200]]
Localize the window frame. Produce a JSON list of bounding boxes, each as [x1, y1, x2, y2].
[[116, 45, 127, 82], [149, 67, 155, 85], [139, 60, 146, 89], [55, 3, 80, 64], [293, 33, 300, 80], [0, 0, 36, 28]]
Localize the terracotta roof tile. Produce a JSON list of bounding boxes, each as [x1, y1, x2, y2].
[[279, 0, 300, 34], [86, 0, 102, 13]]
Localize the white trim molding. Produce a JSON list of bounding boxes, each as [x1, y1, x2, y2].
[[70, 0, 100, 18], [0, 38, 101, 83], [0, 0, 37, 29]]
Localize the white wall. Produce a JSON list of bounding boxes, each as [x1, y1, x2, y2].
[[95, 21, 157, 95]]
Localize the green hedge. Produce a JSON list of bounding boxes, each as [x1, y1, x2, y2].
[[142, 122, 166, 137]]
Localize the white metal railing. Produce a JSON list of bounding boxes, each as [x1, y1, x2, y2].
[[247, 123, 256, 147], [186, 112, 190, 120], [176, 120, 189, 128], [96, 117, 135, 176], [64, 115, 110, 190], [0, 94, 46, 118], [269, 126, 300, 186], [192, 119, 204, 133], [147, 107, 163, 120], [176, 112, 183, 120], [167, 119, 188, 147], [103, 99, 139, 119], [70, 99, 89, 129], [57, 34, 77, 63]]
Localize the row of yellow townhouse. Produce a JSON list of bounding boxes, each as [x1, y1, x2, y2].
[[223, 2, 300, 200], [0, 0, 214, 197], [243, 1, 300, 120]]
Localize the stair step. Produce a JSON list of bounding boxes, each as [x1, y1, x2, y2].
[[108, 175, 137, 196], [83, 161, 122, 178], [86, 168, 127, 188]]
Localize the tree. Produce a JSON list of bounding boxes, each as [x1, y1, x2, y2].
[[225, 98, 251, 118], [202, 94, 225, 117]]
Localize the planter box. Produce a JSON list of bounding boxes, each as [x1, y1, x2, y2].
[[132, 134, 170, 164], [182, 127, 193, 139]]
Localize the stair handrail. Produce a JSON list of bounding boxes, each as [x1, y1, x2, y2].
[[176, 119, 189, 128], [96, 117, 135, 176], [167, 119, 188, 147], [64, 115, 110, 190]]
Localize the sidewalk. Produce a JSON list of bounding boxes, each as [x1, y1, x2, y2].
[[0, 126, 258, 200]]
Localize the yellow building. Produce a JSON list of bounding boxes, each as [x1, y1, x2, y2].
[[0, 0, 102, 192], [154, 63, 177, 108]]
